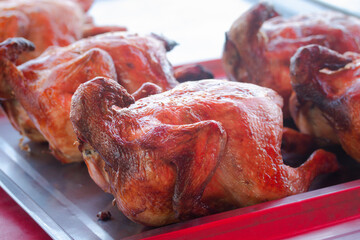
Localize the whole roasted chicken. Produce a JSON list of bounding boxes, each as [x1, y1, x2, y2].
[[222, 2, 360, 117], [0, 32, 178, 163], [71, 78, 338, 226], [290, 44, 360, 162], [0, 0, 127, 143], [0, 0, 97, 64]]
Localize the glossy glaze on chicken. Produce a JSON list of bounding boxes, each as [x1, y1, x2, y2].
[[223, 2, 360, 117], [0, 33, 178, 163], [71, 78, 338, 226], [290, 44, 360, 162]]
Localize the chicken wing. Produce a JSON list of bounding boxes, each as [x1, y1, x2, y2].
[[71, 78, 338, 226], [0, 33, 178, 163], [222, 2, 360, 117]]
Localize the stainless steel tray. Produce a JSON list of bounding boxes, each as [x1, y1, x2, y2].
[[0, 116, 150, 239]]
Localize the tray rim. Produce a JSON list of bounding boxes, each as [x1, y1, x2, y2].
[[129, 179, 360, 239]]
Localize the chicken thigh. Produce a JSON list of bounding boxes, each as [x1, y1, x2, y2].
[[0, 33, 178, 163], [71, 78, 338, 226], [222, 2, 360, 117], [290, 44, 360, 162]]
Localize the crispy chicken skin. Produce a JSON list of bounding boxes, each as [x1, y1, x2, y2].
[[0, 33, 178, 163], [71, 78, 338, 226], [290, 44, 360, 162], [222, 2, 360, 117]]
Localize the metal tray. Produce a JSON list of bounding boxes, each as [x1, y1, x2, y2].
[[0, 117, 148, 239], [1, 59, 360, 239]]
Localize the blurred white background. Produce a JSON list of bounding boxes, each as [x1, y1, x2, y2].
[[89, 0, 360, 65], [89, 0, 252, 65]]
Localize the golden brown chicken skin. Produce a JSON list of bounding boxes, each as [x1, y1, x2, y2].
[[290, 44, 360, 162], [71, 78, 338, 226], [0, 33, 178, 163], [223, 2, 360, 118]]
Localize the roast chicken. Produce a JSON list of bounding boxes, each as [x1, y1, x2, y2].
[[0, 33, 178, 163], [0, 0, 127, 142], [70, 78, 338, 226], [290, 44, 360, 162], [222, 2, 360, 117], [0, 0, 122, 64]]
